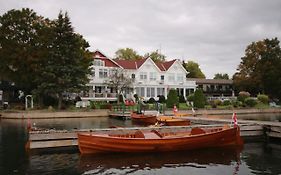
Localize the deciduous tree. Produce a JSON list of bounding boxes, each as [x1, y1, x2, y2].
[[214, 73, 229, 79], [104, 68, 133, 103], [183, 61, 206, 78], [144, 51, 166, 62], [233, 38, 281, 100], [0, 8, 47, 93], [115, 48, 141, 60]]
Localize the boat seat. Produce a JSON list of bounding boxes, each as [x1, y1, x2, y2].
[[151, 129, 163, 138], [134, 130, 145, 138], [190, 127, 206, 135]]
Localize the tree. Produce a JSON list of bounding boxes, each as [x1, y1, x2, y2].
[[183, 61, 206, 78], [144, 51, 166, 62], [104, 68, 133, 103], [115, 48, 141, 60], [166, 89, 179, 108], [193, 89, 206, 108], [233, 38, 281, 100], [214, 73, 229, 79], [0, 8, 48, 93], [35, 12, 92, 109], [233, 40, 266, 94]]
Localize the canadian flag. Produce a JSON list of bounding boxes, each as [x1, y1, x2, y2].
[[173, 105, 178, 114], [232, 112, 238, 127]]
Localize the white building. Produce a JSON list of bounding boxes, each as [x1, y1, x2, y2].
[[81, 51, 196, 101]]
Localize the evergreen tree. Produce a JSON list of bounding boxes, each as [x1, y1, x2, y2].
[[193, 89, 206, 108], [37, 12, 92, 109], [166, 89, 179, 108]]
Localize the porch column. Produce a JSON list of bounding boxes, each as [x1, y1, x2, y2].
[[164, 87, 168, 99]]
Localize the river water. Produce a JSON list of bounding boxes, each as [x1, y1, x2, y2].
[[0, 114, 281, 175]]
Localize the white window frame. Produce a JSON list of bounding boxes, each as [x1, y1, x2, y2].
[[140, 72, 147, 81], [149, 72, 157, 81]]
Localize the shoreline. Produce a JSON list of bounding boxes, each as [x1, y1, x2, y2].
[[0, 108, 281, 119]]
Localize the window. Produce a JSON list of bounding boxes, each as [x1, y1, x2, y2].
[[146, 87, 155, 97], [140, 87, 145, 97], [99, 69, 108, 78], [132, 74, 135, 79], [93, 59, 105, 66], [147, 88, 150, 97], [150, 72, 157, 81], [157, 88, 165, 96], [136, 87, 140, 95], [177, 74, 183, 82], [140, 72, 147, 81], [168, 73, 175, 82], [160, 75, 164, 81]]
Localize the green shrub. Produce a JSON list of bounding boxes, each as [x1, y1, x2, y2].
[[223, 100, 231, 106], [231, 99, 242, 108], [186, 93, 194, 102], [245, 97, 257, 107], [257, 94, 269, 104], [166, 89, 179, 108], [148, 97, 156, 104], [179, 95, 186, 103], [237, 91, 250, 103], [134, 94, 139, 102], [193, 89, 206, 108], [157, 95, 166, 103], [209, 99, 222, 108]]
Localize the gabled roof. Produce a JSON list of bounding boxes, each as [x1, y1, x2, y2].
[[92, 50, 120, 68], [113, 58, 147, 69], [155, 60, 177, 71], [92, 50, 107, 58], [92, 50, 182, 72]]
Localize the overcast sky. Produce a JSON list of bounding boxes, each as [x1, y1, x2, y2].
[[1, 0, 281, 78]]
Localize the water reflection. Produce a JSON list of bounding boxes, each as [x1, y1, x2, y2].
[[78, 147, 242, 175]]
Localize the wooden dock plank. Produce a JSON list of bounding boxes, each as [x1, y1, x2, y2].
[[30, 132, 77, 141], [30, 140, 78, 149]]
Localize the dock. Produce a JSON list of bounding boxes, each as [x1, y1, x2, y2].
[[26, 116, 281, 152]]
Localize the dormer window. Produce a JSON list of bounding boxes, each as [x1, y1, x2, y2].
[[93, 59, 105, 66]]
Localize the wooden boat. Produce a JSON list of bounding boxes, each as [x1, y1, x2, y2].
[[157, 116, 191, 126], [174, 112, 192, 117], [130, 112, 157, 125], [77, 125, 243, 154]]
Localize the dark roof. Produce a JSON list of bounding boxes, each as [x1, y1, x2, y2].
[[155, 60, 176, 71], [113, 58, 147, 69], [187, 78, 233, 85]]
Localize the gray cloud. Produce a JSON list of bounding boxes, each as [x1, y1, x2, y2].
[[1, 0, 281, 78]]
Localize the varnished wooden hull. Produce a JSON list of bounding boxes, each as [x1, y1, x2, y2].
[[78, 126, 243, 154], [160, 119, 191, 126], [130, 112, 157, 125], [157, 116, 191, 126]]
